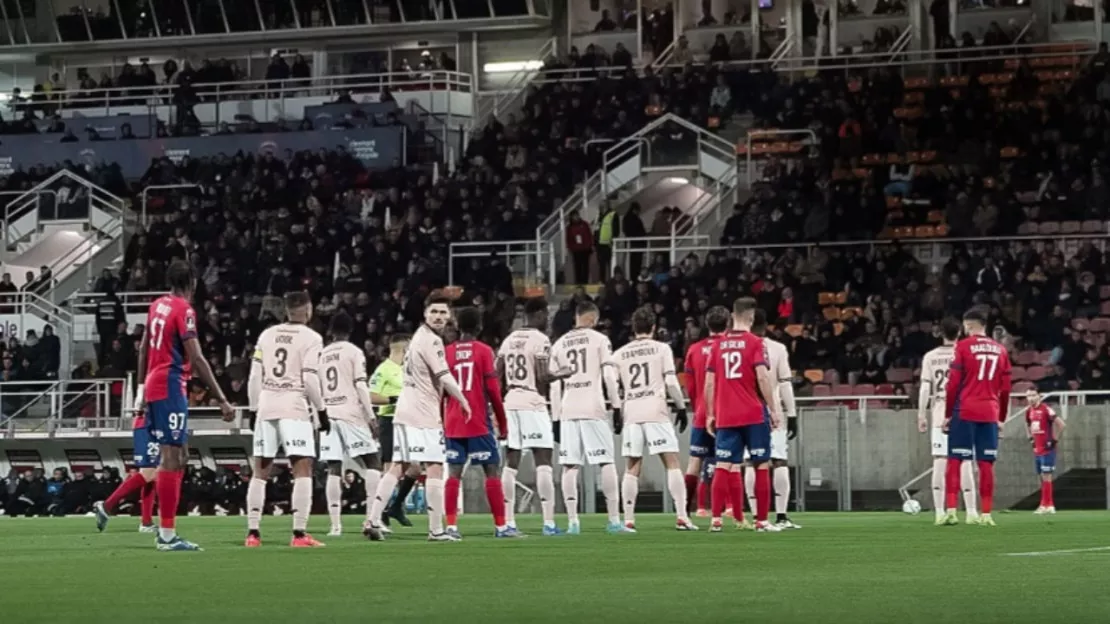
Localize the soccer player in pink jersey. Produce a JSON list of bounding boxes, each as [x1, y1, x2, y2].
[[549, 301, 624, 535], [318, 311, 383, 537], [683, 306, 729, 518], [246, 291, 329, 547], [498, 298, 561, 536], [1025, 389, 1064, 515], [95, 260, 234, 551], [443, 307, 516, 539], [704, 297, 783, 533], [941, 307, 1012, 527], [364, 292, 471, 542], [615, 307, 697, 532]]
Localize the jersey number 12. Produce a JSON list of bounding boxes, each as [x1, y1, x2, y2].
[[723, 352, 743, 379]]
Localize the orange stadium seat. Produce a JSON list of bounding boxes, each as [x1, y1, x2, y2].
[[804, 369, 824, 383]]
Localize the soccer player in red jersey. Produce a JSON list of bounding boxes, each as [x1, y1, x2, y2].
[[704, 297, 782, 533], [94, 410, 159, 532], [443, 307, 516, 539], [96, 260, 234, 550], [1025, 389, 1064, 515], [683, 306, 730, 518], [942, 307, 1012, 527]]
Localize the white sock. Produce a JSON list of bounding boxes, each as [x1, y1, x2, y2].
[[536, 465, 556, 527], [369, 471, 398, 526], [600, 464, 620, 524], [158, 527, 176, 541], [666, 468, 688, 521], [621, 472, 639, 525], [292, 477, 312, 532], [363, 469, 382, 523], [773, 466, 791, 516], [562, 467, 579, 524], [960, 461, 978, 515], [426, 477, 445, 534], [502, 466, 518, 527], [931, 458, 946, 515], [744, 466, 757, 516], [247, 477, 267, 531], [326, 474, 342, 529]]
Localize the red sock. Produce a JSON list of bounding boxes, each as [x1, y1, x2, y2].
[[1042, 480, 1054, 508], [944, 458, 961, 510], [711, 468, 729, 518], [696, 479, 710, 511], [484, 477, 506, 527], [978, 460, 994, 514], [755, 468, 771, 522], [156, 470, 184, 530], [104, 473, 147, 512], [140, 481, 157, 525], [726, 471, 745, 522], [444, 477, 460, 526], [684, 474, 698, 511]]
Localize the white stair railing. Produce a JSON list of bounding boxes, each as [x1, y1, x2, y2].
[[473, 37, 558, 133]]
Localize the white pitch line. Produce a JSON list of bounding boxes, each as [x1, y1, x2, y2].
[[1004, 546, 1110, 557]]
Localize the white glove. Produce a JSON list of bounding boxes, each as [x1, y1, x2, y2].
[[133, 384, 145, 412]]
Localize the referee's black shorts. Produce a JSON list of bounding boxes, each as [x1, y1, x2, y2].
[[378, 417, 395, 463]]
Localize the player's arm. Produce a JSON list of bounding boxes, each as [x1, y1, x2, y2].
[[944, 348, 964, 427], [368, 367, 394, 405], [302, 338, 330, 432], [916, 360, 932, 433], [248, 347, 263, 409], [704, 342, 718, 433], [181, 308, 232, 419], [133, 323, 149, 411], [1051, 410, 1065, 447], [483, 350, 508, 439], [548, 347, 565, 422], [997, 352, 1012, 424], [756, 364, 781, 429], [429, 339, 469, 416], [600, 338, 621, 411], [662, 349, 688, 433], [534, 343, 552, 396], [776, 346, 797, 435], [354, 353, 377, 424], [682, 347, 697, 401]]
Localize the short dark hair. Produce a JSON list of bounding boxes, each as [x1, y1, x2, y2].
[[425, 291, 451, 309], [576, 301, 599, 317], [751, 308, 768, 335], [284, 290, 311, 310], [733, 297, 758, 317], [963, 306, 988, 325], [524, 297, 548, 315], [631, 307, 656, 335], [166, 259, 193, 292], [706, 306, 730, 333], [940, 317, 961, 341], [390, 333, 411, 345], [455, 307, 482, 335], [329, 311, 354, 337]]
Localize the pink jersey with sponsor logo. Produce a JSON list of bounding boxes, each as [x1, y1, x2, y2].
[[320, 340, 373, 425], [254, 323, 323, 422], [614, 338, 681, 424], [395, 324, 451, 429], [498, 327, 551, 411], [549, 328, 615, 421]]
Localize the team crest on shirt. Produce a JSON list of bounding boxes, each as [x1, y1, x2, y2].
[[186, 314, 196, 331]]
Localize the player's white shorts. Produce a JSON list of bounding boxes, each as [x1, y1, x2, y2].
[[319, 421, 380, 462], [621, 422, 679, 458], [559, 419, 615, 466], [743, 428, 788, 462], [253, 418, 316, 459], [506, 409, 555, 450], [393, 423, 446, 464], [931, 427, 947, 457]]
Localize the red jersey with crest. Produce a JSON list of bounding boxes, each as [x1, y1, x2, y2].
[[1026, 403, 1057, 456], [444, 339, 507, 439], [706, 329, 768, 428], [945, 334, 1012, 424], [143, 294, 197, 402], [684, 336, 718, 428]]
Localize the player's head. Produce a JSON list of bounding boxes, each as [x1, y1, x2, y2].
[[389, 333, 410, 360], [631, 306, 656, 337], [455, 306, 482, 338], [940, 316, 960, 343], [284, 290, 312, 323], [424, 291, 452, 332], [751, 308, 768, 337], [705, 306, 730, 335], [524, 297, 549, 330], [732, 297, 758, 330], [962, 306, 988, 336], [575, 301, 599, 329], [166, 259, 195, 298], [329, 311, 353, 341], [1025, 388, 1042, 406]]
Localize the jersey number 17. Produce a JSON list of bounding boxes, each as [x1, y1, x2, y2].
[[454, 362, 474, 392]]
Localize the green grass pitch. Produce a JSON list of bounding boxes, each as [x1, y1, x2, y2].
[[3, 512, 1109, 623]]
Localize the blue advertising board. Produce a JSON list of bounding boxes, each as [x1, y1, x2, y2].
[[0, 127, 403, 178]]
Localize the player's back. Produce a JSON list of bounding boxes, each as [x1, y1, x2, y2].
[[499, 327, 550, 411], [920, 344, 955, 426], [144, 294, 196, 400], [320, 340, 369, 423], [550, 327, 613, 420], [950, 335, 1011, 422], [684, 336, 717, 426], [710, 330, 768, 427], [445, 339, 495, 436], [256, 322, 324, 421], [615, 338, 675, 424], [395, 324, 448, 429]]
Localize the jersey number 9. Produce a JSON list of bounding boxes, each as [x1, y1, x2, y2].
[[326, 367, 339, 391]]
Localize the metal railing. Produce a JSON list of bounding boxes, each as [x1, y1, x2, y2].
[[447, 240, 556, 294], [66, 291, 166, 316], [0, 379, 123, 435], [473, 37, 557, 131], [610, 234, 711, 276], [743, 128, 818, 187]]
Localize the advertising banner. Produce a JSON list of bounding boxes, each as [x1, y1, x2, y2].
[[33, 114, 158, 138], [0, 127, 403, 178]]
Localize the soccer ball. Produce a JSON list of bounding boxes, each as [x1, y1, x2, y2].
[[902, 499, 922, 515]]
